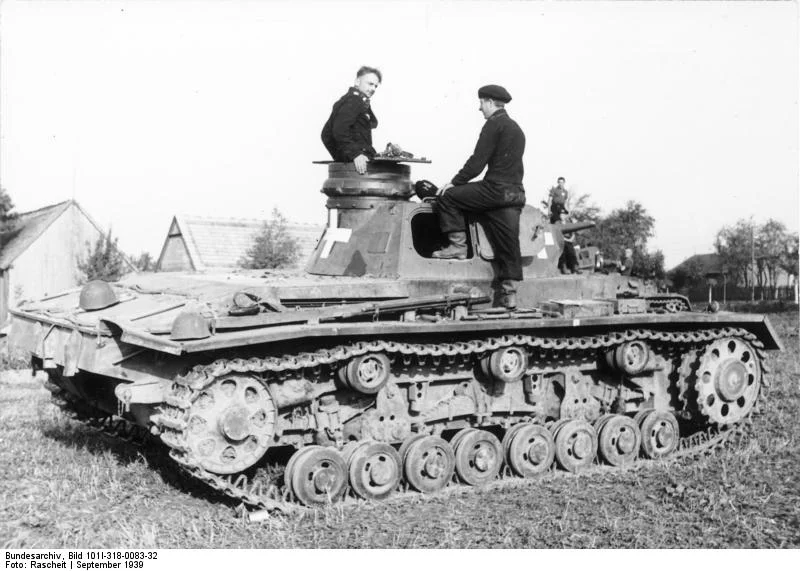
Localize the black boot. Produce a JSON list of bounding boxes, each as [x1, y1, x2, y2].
[[501, 280, 519, 310], [432, 231, 468, 260]]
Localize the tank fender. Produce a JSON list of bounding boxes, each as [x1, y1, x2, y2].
[[101, 318, 184, 355], [744, 315, 784, 351]]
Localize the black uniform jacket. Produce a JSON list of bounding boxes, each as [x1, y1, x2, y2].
[[321, 87, 378, 162], [452, 109, 525, 186]]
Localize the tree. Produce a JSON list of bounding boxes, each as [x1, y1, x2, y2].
[[715, 220, 753, 288], [598, 201, 655, 257], [569, 193, 602, 224], [568, 194, 601, 250], [668, 257, 706, 291], [633, 249, 666, 280], [78, 229, 130, 282], [582, 200, 657, 269], [133, 252, 155, 272], [779, 232, 799, 286], [0, 186, 17, 225], [755, 219, 788, 292], [239, 208, 300, 270]]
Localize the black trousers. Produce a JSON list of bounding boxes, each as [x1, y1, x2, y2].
[[436, 180, 525, 281], [559, 240, 579, 273]]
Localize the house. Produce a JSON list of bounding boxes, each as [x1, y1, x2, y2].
[[668, 253, 726, 280], [155, 215, 324, 272], [668, 252, 797, 302], [0, 200, 130, 326]]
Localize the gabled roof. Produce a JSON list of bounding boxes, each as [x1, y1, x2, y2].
[[158, 215, 323, 271], [668, 253, 725, 276], [0, 200, 74, 270], [0, 199, 136, 273]]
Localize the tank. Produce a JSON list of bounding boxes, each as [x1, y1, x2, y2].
[[8, 159, 783, 512]]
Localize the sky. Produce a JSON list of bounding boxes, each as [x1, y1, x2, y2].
[[0, 0, 797, 269]]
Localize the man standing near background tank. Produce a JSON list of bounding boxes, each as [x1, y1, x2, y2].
[[432, 84, 526, 310], [547, 177, 570, 223], [321, 66, 382, 175]]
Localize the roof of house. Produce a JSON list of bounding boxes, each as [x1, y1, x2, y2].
[[668, 253, 725, 276], [0, 199, 137, 272], [159, 215, 324, 271], [0, 200, 75, 270]]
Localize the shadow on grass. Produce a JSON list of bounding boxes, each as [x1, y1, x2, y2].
[[40, 417, 245, 510]]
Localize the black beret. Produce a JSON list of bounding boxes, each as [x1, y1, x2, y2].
[[478, 84, 511, 103], [414, 180, 439, 199]]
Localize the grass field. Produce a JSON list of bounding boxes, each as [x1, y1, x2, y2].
[[1, 311, 798, 549]]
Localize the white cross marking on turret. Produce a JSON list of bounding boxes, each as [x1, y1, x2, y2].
[[319, 208, 352, 259], [534, 231, 553, 259]]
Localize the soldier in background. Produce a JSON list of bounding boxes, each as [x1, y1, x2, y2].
[[557, 212, 580, 274], [619, 248, 634, 276], [547, 177, 569, 223], [321, 66, 381, 175]]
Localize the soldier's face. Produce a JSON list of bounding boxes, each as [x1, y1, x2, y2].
[[479, 98, 494, 119], [355, 73, 380, 98]]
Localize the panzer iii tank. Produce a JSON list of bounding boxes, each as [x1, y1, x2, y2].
[[9, 160, 782, 511]]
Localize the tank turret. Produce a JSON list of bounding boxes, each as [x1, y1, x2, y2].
[[307, 160, 644, 307]]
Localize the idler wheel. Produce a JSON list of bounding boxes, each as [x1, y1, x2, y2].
[[485, 346, 529, 384], [695, 337, 761, 425], [185, 374, 276, 475], [553, 419, 597, 473], [347, 441, 402, 501], [342, 353, 391, 394], [403, 435, 455, 493], [612, 340, 651, 375], [453, 429, 503, 486], [638, 410, 680, 459], [506, 423, 555, 477], [287, 445, 347, 506], [596, 414, 642, 466]]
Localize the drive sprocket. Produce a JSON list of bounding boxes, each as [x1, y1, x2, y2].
[[694, 337, 761, 426], [182, 373, 278, 474]]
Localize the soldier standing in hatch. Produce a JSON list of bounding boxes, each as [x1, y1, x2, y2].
[[432, 84, 526, 310], [321, 66, 381, 175]]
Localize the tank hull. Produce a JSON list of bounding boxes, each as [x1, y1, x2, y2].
[[6, 161, 783, 510]]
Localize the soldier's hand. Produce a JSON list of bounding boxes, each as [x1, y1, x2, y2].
[[354, 154, 369, 174], [438, 182, 453, 196]]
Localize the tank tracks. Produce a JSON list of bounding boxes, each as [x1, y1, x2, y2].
[[45, 380, 153, 445], [42, 327, 769, 514], [142, 326, 769, 514], [646, 295, 692, 313]]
